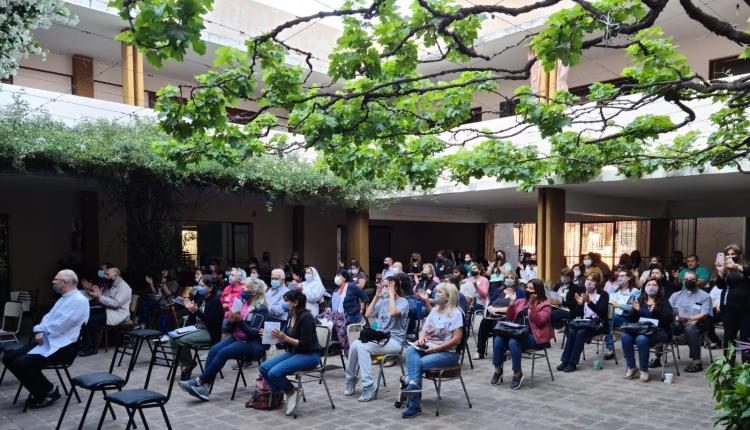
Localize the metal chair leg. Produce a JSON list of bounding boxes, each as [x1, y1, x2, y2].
[[0, 365, 7, 385], [435, 377, 442, 416], [96, 400, 111, 429], [54, 386, 76, 430], [530, 353, 536, 388], [75, 390, 96, 430], [160, 404, 173, 430], [544, 349, 555, 381], [320, 371, 335, 409], [459, 375, 472, 407], [63, 366, 81, 403], [137, 408, 149, 430]]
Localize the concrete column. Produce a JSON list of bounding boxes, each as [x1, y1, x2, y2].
[[121, 43, 135, 105], [292, 205, 304, 262], [133, 50, 145, 107], [346, 210, 369, 274], [483, 223, 495, 261], [536, 188, 565, 282], [71, 55, 94, 98]]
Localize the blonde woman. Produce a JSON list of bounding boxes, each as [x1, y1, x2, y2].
[[401, 282, 465, 419], [179, 278, 270, 401]]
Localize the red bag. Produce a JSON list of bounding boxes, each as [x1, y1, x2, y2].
[[246, 376, 282, 410]]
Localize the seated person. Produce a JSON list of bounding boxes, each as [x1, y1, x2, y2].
[[266, 268, 291, 325], [473, 273, 524, 360], [604, 269, 637, 359], [557, 272, 610, 373], [258, 290, 322, 416], [322, 268, 368, 355], [3, 270, 89, 408], [401, 282, 464, 419], [491, 279, 553, 389], [173, 275, 224, 381], [620, 278, 673, 382], [407, 264, 439, 334], [668, 271, 712, 373], [180, 278, 269, 401], [550, 267, 579, 329], [344, 273, 410, 402], [299, 266, 325, 317], [79, 267, 132, 357], [220, 268, 245, 318]]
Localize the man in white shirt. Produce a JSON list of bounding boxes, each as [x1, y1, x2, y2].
[[2, 270, 89, 409]]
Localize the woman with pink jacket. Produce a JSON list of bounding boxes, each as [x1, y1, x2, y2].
[[490, 278, 553, 390]]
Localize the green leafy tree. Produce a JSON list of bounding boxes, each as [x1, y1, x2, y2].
[[109, 0, 750, 191], [0, 0, 75, 77]]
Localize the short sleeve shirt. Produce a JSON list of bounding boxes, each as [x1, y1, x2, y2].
[[374, 296, 410, 343], [669, 288, 712, 317], [423, 308, 464, 346]]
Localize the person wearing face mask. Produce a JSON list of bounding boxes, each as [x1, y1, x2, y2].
[[620, 279, 674, 382], [463, 253, 475, 273], [349, 260, 368, 289], [179, 278, 269, 400], [467, 263, 490, 310], [408, 253, 423, 275], [581, 253, 602, 277], [473, 273, 525, 360], [678, 255, 710, 289], [323, 268, 368, 355], [96, 263, 112, 289], [382, 256, 394, 279], [344, 274, 410, 402], [267, 268, 291, 325], [638, 258, 663, 288], [715, 244, 750, 364], [515, 252, 537, 282], [3, 270, 89, 409], [550, 268, 579, 329], [299, 266, 325, 317], [665, 271, 712, 373], [401, 282, 464, 419], [490, 279, 553, 389], [604, 270, 637, 359], [433, 250, 455, 279], [248, 267, 260, 281], [570, 263, 586, 288], [557, 272, 609, 373], [487, 251, 513, 288], [220, 268, 245, 318], [391, 261, 404, 276], [172, 275, 224, 381], [79, 267, 131, 357]]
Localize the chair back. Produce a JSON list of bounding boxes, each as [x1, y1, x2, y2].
[[316, 325, 332, 369], [1, 302, 23, 335], [607, 303, 616, 332], [130, 294, 140, 316], [456, 311, 471, 356]]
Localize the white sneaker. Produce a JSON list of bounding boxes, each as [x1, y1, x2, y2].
[[284, 390, 298, 416], [344, 377, 357, 396], [159, 335, 170, 343]]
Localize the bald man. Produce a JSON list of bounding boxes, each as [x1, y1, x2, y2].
[[79, 267, 131, 356], [3, 270, 89, 409]]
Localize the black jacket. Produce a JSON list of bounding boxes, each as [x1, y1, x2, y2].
[[627, 298, 674, 331], [715, 266, 750, 309], [188, 292, 224, 345], [568, 289, 610, 326]]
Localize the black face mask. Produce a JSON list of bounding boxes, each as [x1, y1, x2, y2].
[[496, 255, 503, 261], [684, 280, 697, 290], [412, 257, 418, 261], [731, 256, 739, 263], [471, 271, 479, 276], [420, 273, 429, 280], [648, 262, 658, 270]]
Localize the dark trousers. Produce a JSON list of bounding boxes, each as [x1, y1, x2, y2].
[[2, 343, 78, 400], [722, 306, 750, 363], [676, 322, 706, 361], [551, 308, 571, 329], [476, 318, 496, 356], [81, 308, 107, 351], [561, 326, 600, 366], [707, 313, 722, 344]]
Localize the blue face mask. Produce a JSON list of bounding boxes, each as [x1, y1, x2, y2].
[[52, 281, 62, 294], [97, 270, 105, 279], [240, 290, 251, 301], [281, 303, 290, 312], [193, 286, 207, 297], [271, 279, 282, 289]]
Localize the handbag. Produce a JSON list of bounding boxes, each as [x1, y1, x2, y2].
[[568, 318, 605, 332], [621, 322, 656, 336], [359, 326, 391, 345], [492, 321, 529, 339]]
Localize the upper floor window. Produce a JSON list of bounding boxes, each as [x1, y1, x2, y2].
[[709, 56, 750, 80]]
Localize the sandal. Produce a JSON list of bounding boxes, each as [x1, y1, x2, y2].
[[472, 352, 484, 360]]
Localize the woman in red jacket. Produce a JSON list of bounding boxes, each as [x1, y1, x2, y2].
[[490, 278, 553, 390]]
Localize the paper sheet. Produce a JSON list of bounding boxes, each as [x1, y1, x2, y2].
[[262, 321, 281, 345], [231, 297, 243, 313]]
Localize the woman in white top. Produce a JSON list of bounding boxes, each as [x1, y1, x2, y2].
[[604, 269, 636, 359], [299, 266, 324, 317]]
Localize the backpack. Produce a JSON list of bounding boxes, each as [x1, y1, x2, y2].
[[246, 376, 283, 410]]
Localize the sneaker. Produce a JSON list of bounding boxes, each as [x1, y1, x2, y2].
[[159, 335, 171, 343], [563, 364, 577, 373], [603, 350, 615, 360], [284, 390, 298, 416], [510, 373, 525, 390], [178, 378, 200, 393], [624, 368, 638, 380], [401, 403, 422, 419], [490, 371, 503, 386], [180, 363, 196, 381], [401, 383, 421, 393], [648, 358, 662, 369], [187, 384, 210, 401], [344, 377, 358, 396], [684, 362, 703, 373], [556, 363, 567, 371], [640, 370, 650, 383], [358, 383, 377, 402]]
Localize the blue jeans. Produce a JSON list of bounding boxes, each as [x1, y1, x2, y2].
[[492, 333, 537, 372], [405, 346, 459, 409], [200, 336, 265, 384], [621, 331, 670, 371], [604, 314, 626, 350], [561, 326, 602, 366], [258, 351, 320, 394]]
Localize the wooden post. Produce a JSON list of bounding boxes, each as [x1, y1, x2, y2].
[[536, 188, 566, 282], [346, 210, 369, 275], [548, 62, 558, 100], [121, 43, 135, 105], [71, 55, 94, 98], [133, 50, 145, 107], [539, 67, 549, 104]]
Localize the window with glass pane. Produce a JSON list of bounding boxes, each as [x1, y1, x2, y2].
[[513, 223, 537, 259], [580, 223, 615, 268]]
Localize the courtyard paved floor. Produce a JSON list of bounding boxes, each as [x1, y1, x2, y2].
[[0, 330, 719, 430]]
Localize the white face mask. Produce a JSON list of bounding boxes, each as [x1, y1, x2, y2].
[[334, 275, 343, 286], [573, 269, 581, 278], [644, 284, 658, 296], [304, 273, 313, 282], [583, 259, 592, 267]]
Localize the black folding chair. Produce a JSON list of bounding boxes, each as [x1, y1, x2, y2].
[[282, 325, 336, 418]]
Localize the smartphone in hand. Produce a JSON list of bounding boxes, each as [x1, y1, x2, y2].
[[716, 253, 725, 267]]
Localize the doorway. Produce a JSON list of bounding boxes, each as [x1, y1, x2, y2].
[[369, 226, 391, 279]]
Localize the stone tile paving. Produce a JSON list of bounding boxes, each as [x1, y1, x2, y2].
[[0, 332, 719, 430]]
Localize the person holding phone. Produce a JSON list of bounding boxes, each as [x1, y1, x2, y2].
[[180, 278, 269, 401], [473, 273, 524, 360], [257, 289, 321, 416], [715, 244, 750, 363]]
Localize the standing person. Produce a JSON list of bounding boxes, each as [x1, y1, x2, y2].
[[350, 260, 368, 289], [344, 274, 410, 402], [490, 279, 553, 389], [462, 253, 475, 273], [267, 269, 291, 325], [714, 244, 750, 363], [381, 257, 394, 279], [322, 268, 368, 355], [407, 252, 423, 275], [401, 282, 464, 419], [258, 289, 322, 416], [620, 278, 673, 382], [557, 272, 609, 373], [3, 270, 89, 409], [299, 266, 325, 317], [172, 275, 224, 381], [582, 253, 602, 277], [79, 267, 131, 357], [433, 250, 455, 279], [678, 255, 710, 288]]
